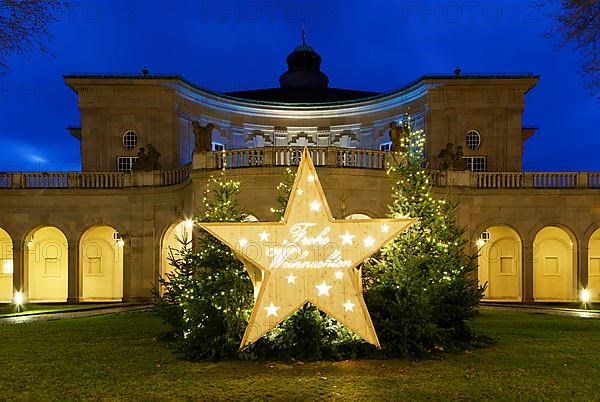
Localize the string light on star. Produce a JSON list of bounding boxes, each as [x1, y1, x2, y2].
[[339, 230, 355, 245], [287, 273, 297, 284], [343, 300, 355, 312]]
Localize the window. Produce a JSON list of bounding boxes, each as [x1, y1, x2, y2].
[[379, 142, 392, 151], [1, 259, 12, 275], [500, 256, 514, 275], [465, 130, 481, 150], [590, 257, 600, 276], [463, 156, 487, 172], [543, 256, 560, 276], [212, 142, 225, 151], [122, 130, 138, 150], [87, 257, 102, 275], [117, 156, 139, 172], [44, 258, 60, 276]]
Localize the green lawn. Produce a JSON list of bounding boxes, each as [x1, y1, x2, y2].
[[0, 310, 598, 400]]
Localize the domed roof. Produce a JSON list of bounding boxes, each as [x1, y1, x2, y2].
[[292, 44, 316, 53], [279, 32, 328, 89]]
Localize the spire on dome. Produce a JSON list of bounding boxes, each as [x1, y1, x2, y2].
[[279, 28, 329, 89], [301, 23, 306, 46]]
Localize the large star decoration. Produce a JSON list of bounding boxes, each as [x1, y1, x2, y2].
[[200, 148, 415, 349]]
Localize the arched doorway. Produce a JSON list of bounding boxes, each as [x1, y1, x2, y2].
[[0, 227, 13, 302], [533, 226, 576, 301], [160, 220, 193, 285], [477, 225, 522, 301], [587, 228, 600, 302], [27, 227, 68, 302], [80, 226, 123, 301]]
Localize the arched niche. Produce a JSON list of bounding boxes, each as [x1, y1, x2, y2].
[[477, 225, 522, 302], [533, 226, 576, 301], [27, 226, 68, 302], [160, 221, 193, 291], [0, 227, 13, 302], [80, 226, 123, 301]]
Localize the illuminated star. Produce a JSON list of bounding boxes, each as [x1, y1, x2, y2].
[[199, 148, 416, 349], [339, 230, 355, 245], [264, 302, 280, 317], [316, 281, 332, 296], [343, 300, 355, 312], [259, 231, 270, 241], [381, 224, 390, 233]]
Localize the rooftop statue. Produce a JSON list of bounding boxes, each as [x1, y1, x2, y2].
[[192, 121, 217, 153], [388, 121, 410, 152], [438, 143, 467, 170], [132, 144, 162, 171]]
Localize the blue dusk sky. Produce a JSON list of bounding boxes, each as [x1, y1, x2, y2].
[[0, 0, 598, 172]]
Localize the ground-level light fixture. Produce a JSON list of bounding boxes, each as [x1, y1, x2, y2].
[[14, 291, 24, 312], [581, 289, 591, 308]]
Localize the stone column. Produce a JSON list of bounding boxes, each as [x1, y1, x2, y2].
[[12, 245, 24, 301], [522, 241, 534, 303], [122, 233, 139, 302], [578, 246, 588, 297], [67, 242, 80, 303]]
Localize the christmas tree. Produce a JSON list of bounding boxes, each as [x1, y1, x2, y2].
[[363, 116, 484, 357], [155, 173, 255, 360]]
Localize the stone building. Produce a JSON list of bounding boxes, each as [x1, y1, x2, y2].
[[0, 42, 596, 305]]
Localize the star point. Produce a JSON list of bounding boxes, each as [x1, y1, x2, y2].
[[381, 224, 390, 233], [335, 271, 344, 280], [343, 300, 355, 312], [296, 188, 304, 196], [239, 238, 249, 248], [363, 236, 375, 248]]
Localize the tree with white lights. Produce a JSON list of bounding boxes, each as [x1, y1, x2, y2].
[[364, 116, 484, 357], [155, 173, 254, 360]]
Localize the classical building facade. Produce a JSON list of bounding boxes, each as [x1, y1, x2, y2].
[[0, 42, 597, 305]]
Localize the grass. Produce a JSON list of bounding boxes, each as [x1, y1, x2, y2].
[[0, 310, 599, 400], [0, 303, 117, 317]]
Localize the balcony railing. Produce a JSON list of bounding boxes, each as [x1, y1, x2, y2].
[[3, 147, 600, 191], [200, 148, 600, 190], [0, 164, 191, 190], [211, 147, 389, 170]]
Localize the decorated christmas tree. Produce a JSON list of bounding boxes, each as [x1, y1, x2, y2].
[[155, 173, 254, 360], [363, 117, 484, 357]]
